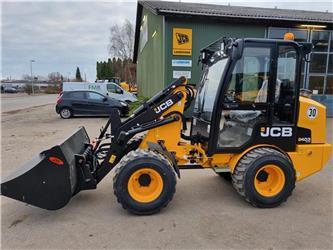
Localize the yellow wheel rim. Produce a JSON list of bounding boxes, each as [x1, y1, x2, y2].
[[254, 165, 285, 197], [127, 168, 164, 203]]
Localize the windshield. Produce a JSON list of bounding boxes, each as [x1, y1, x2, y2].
[[194, 57, 229, 121]]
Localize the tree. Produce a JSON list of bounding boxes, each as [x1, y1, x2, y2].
[[109, 19, 134, 60], [75, 67, 82, 82], [112, 57, 117, 76], [108, 20, 136, 84], [48, 72, 63, 83], [96, 62, 101, 80], [100, 61, 106, 80], [106, 58, 113, 79]]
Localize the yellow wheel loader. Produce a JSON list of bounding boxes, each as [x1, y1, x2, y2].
[[1, 38, 332, 214], [120, 81, 138, 95]]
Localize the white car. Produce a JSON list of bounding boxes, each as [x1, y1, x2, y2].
[[62, 82, 137, 103]]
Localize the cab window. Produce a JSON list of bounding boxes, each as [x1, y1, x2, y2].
[[274, 45, 297, 124], [218, 46, 271, 148], [225, 47, 271, 104]]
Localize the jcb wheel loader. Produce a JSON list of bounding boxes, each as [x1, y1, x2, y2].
[[1, 38, 332, 215]]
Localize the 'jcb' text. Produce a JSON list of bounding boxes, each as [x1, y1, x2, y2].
[[260, 127, 293, 137], [154, 99, 174, 114]]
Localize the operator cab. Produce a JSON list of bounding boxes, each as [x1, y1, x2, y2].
[[192, 38, 311, 155]]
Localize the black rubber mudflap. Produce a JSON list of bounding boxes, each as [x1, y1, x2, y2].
[[1, 127, 90, 210]]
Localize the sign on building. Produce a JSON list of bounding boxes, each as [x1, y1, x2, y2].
[[172, 59, 192, 67], [173, 28, 192, 56], [173, 70, 191, 79]]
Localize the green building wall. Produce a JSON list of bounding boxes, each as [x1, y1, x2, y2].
[[136, 8, 164, 97], [136, 8, 267, 97], [164, 17, 266, 86]]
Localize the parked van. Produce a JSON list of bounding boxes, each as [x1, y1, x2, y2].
[[62, 82, 137, 103]]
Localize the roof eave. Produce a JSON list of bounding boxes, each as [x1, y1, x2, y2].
[[158, 9, 333, 25], [133, 3, 143, 63]]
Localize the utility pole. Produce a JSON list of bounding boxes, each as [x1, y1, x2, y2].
[[30, 60, 35, 95]]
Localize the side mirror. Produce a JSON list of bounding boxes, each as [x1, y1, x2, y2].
[[103, 97, 108, 102], [117, 89, 123, 94]]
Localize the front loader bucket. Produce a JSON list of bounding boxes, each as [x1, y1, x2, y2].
[[1, 127, 90, 210]]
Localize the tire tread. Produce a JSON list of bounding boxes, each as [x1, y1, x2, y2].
[[232, 147, 295, 207], [113, 149, 176, 215]]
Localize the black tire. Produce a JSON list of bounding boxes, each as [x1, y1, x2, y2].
[[59, 107, 73, 119], [113, 149, 176, 215], [217, 172, 232, 181], [232, 147, 295, 208]]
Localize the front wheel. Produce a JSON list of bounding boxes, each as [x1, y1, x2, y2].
[[59, 107, 72, 119], [113, 149, 176, 215], [232, 147, 295, 208]]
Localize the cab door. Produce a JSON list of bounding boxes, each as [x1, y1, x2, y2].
[[209, 44, 274, 154], [270, 44, 300, 149], [209, 42, 300, 155]]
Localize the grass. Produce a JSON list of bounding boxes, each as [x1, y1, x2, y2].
[[129, 95, 150, 114]]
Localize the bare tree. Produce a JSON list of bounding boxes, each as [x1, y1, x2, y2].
[[48, 72, 63, 82], [108, 19, 136, 84], [108, 19, 134, 60], [22, 74, 32, 81]]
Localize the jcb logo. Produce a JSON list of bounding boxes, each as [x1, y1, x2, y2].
[[176, 33, 189, 45], [154, 99, 174, 114], [260, 127, 293, 137]]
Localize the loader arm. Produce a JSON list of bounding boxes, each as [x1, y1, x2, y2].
[[92, 76, 196, 182]]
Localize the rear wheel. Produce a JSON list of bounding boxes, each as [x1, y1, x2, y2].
[[113, 149, 176, 215], [59, 107, 72, 119], [232, 147, 295, 208]]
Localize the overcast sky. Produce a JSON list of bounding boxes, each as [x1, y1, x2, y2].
[[1, 0, 332, 81]]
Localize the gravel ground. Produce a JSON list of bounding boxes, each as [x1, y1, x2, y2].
[[1, 93, 58, 113], [1, 104, 332, 249]]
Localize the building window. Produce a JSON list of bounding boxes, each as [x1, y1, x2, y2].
[[269, 28, 332, 95], [329, 55, 333, 74], [268, 27, 308, 43], [309, 76, 325, 94], [326, 75, 333, 94], [309, 54, 328, 73], [308, 30, 332, 95], [268, 27, 308, 87], [312, 31, 330, 52]]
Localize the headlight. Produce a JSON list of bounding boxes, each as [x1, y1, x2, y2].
[[120, 101, 127, 106]]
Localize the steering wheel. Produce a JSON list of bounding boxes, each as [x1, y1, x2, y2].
[[225, 89, 235, 102]]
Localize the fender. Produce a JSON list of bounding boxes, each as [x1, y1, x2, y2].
[[147, 141, 180, 178]]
